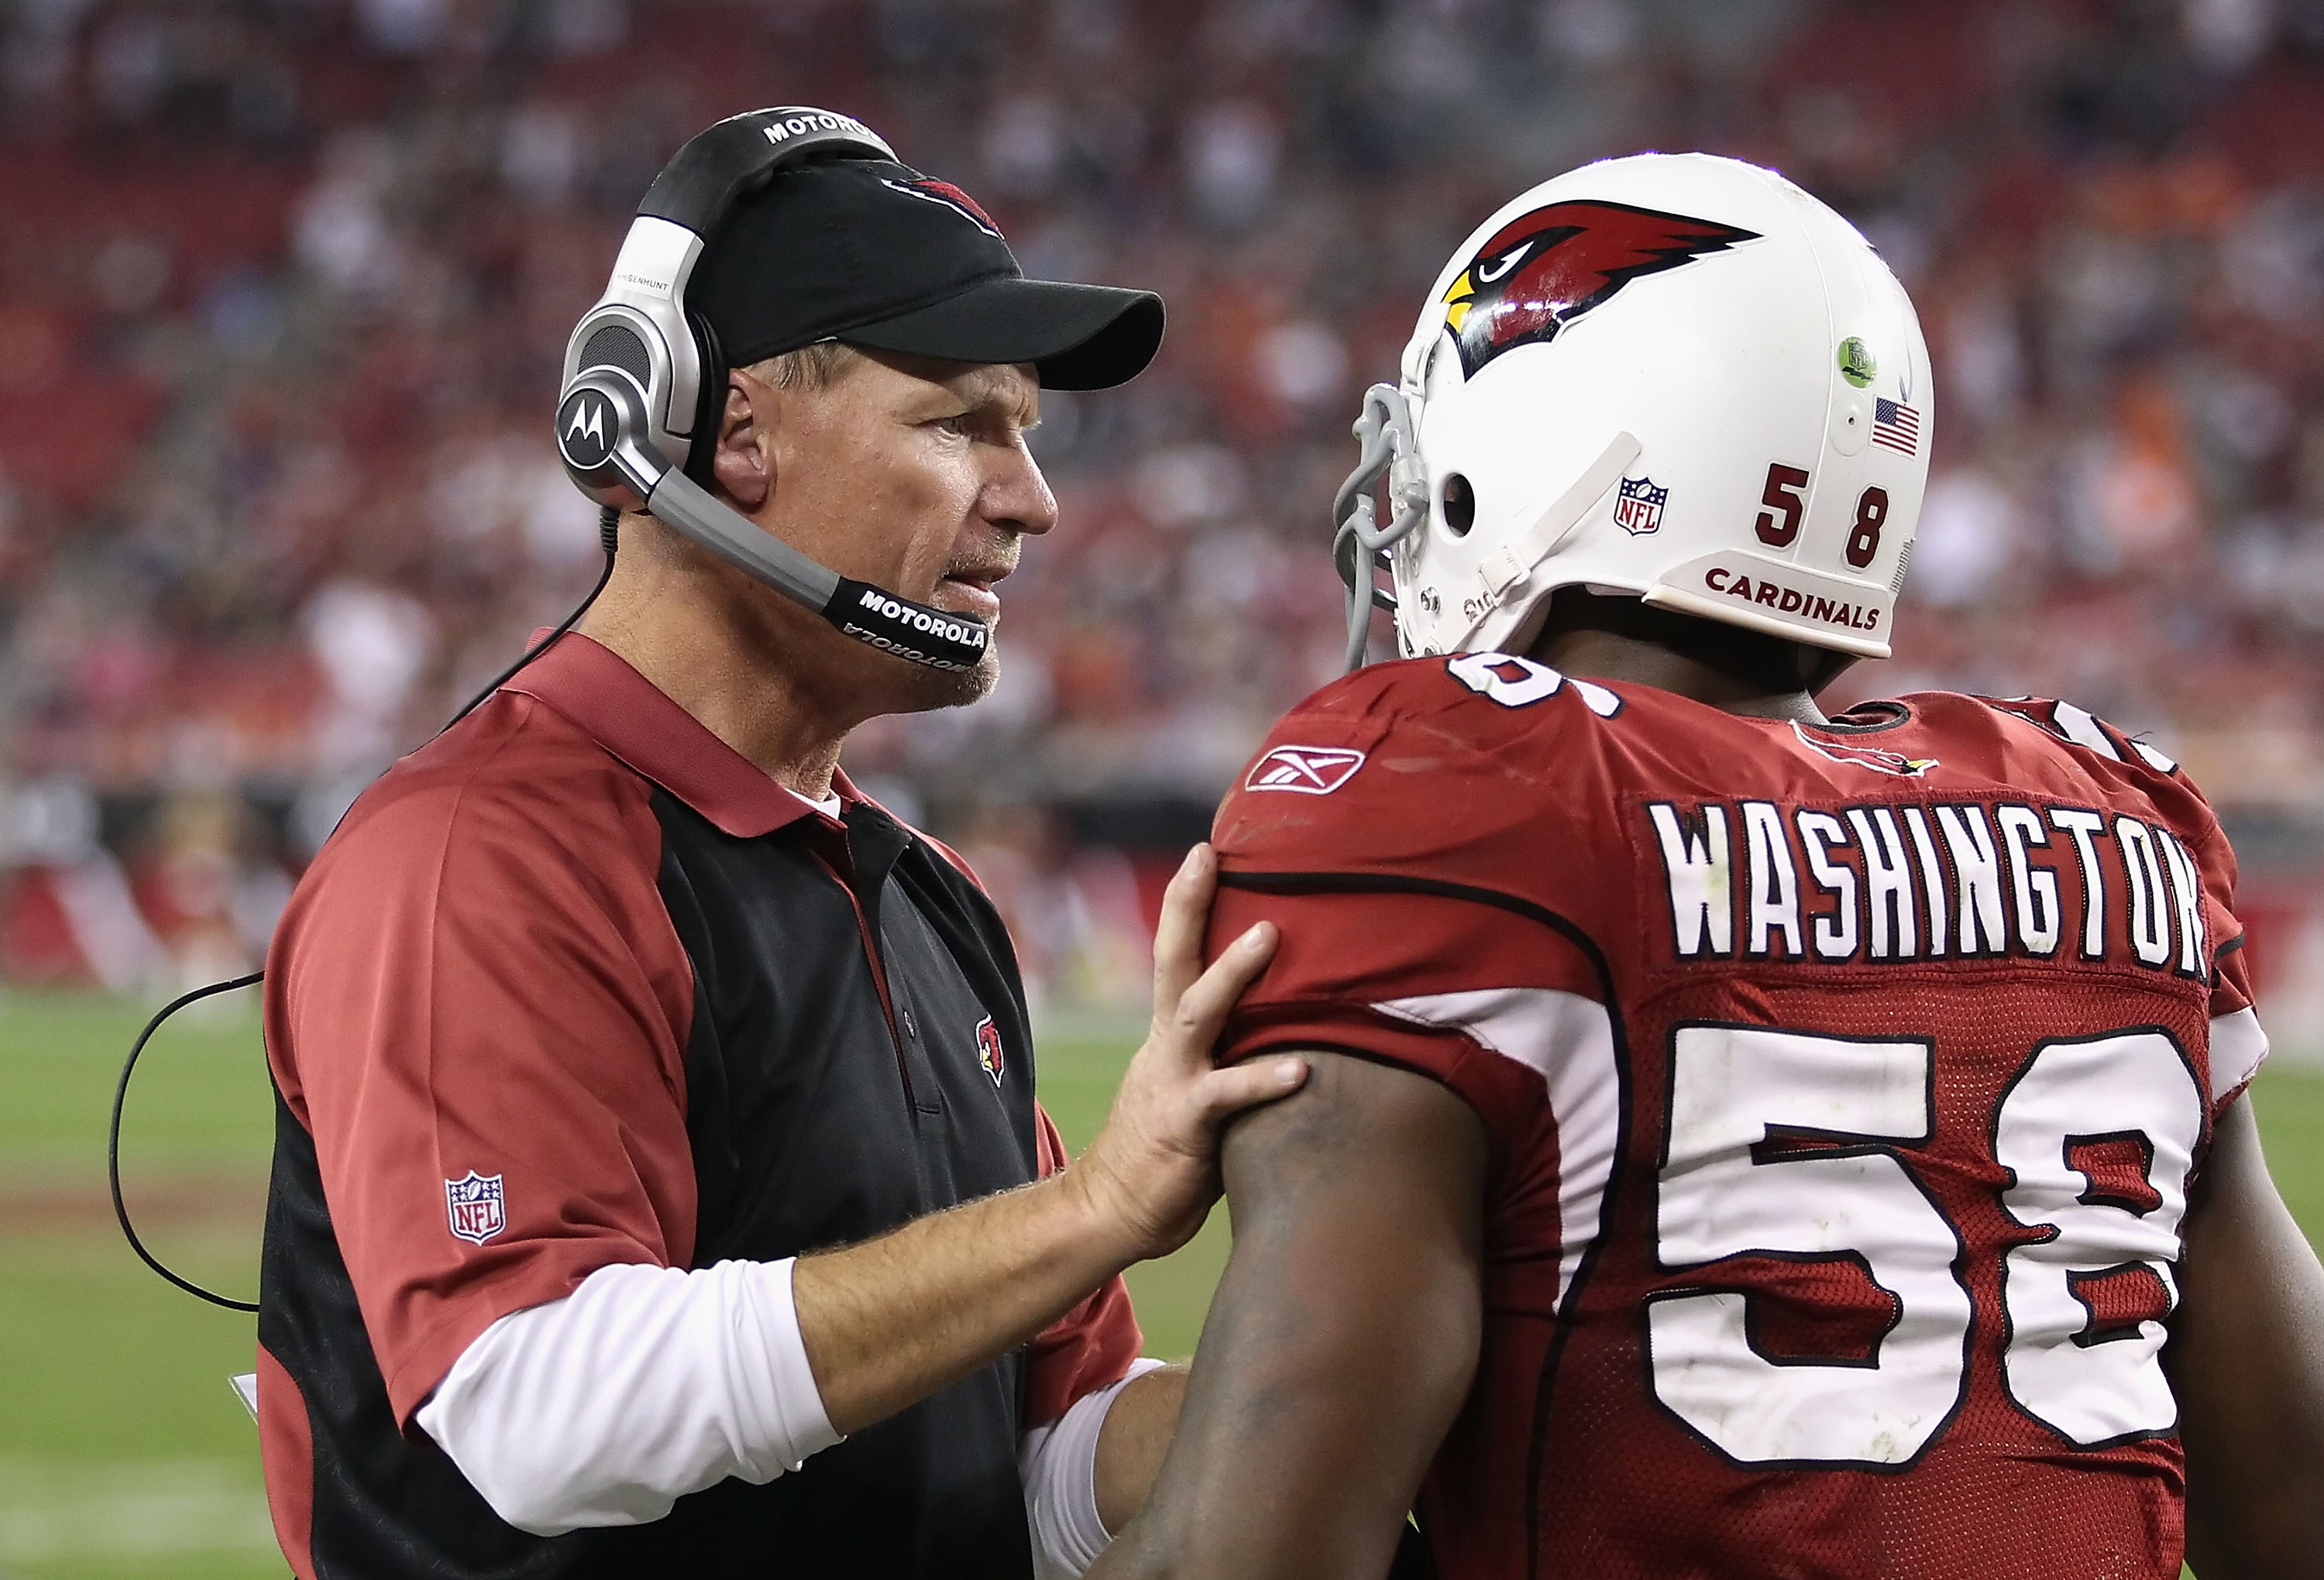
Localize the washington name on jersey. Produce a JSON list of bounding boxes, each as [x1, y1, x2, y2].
[[1208, 657, 2266, 1580], [1648, 790, 2208, 976]]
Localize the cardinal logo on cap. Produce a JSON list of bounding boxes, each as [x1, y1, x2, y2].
[[882, 177, 1004, 239]]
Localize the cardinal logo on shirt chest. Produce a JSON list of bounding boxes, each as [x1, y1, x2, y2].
[[445, 1171, 506, 1245], [975, 1015, 1006, 1087]]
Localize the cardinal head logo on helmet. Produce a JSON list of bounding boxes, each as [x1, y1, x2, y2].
[[1438, 200, 1760, 380]]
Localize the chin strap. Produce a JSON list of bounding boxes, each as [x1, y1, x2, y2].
[[1448, 430, 1640, 654]]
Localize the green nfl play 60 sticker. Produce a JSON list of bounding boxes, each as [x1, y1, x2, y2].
[[1838, 336, 1877, 387]]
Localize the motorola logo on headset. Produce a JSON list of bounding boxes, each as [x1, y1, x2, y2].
[[557, 389, 617, 470], [852, 586, 986, 648], [761, 110, 874, 145]]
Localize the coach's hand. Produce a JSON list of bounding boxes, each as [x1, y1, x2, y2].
[[792, 843, 1297, 1438], [1071, 843, 1305, 1260]]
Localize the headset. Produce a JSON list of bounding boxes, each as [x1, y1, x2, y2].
[[113, 106, 989, 1314], [552, 105, 992, 672]]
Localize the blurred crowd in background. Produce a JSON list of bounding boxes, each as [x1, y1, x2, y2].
[[7, 0, 2324, 1026]]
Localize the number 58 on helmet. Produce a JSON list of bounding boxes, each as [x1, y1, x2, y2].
[[1335, 152, 1932, 672]]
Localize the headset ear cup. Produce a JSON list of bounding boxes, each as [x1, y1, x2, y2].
[[685, 311, 727, 485]]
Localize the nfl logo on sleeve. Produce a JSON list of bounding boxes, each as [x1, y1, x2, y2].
[[445, 1172, 506, 1245]]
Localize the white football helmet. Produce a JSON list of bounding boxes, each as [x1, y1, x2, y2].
[[1334, 153, 1931, 670]]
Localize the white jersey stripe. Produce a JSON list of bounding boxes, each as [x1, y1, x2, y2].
[[2051, 701, 2123, 761], [1373, 988, 1618, 1311], [2210, 1006, 2268, 1100]]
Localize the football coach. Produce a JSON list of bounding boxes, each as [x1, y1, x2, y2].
[[251, 108, 1304, 1579]]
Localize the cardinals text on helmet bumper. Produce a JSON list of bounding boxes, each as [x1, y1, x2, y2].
[[1700, 566, 1881, 634]]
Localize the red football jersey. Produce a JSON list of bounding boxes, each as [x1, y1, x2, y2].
[[1209, 654, 2267, 1580]]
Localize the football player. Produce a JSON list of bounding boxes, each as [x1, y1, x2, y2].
[[1088, 154, 2324, 1580]]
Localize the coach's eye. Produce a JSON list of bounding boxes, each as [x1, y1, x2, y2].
[[1441, 473, 1476, 536]]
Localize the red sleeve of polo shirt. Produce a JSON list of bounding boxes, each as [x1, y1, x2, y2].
[[1020, 1104, 1143, 1427], [265, 696, 700, 1427]]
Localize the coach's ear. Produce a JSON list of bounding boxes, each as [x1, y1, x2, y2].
[[711, 371, 775, 512]]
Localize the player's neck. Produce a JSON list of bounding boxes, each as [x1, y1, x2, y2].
[[1528, 626, 1831, 725]]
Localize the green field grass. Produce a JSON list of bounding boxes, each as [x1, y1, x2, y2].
[[2, 991, 2319, 1578]]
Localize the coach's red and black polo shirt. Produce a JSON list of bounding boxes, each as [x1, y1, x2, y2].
[[256, 633, 1138, 1578]]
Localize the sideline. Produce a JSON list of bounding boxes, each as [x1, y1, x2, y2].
[[0, 1458, 277, 1565]]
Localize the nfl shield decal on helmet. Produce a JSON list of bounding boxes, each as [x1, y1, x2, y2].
[[445, 1172, 506, 1245], [975, 1016, 1006, 1087], [1614, 475, 1667, 536], [1246, 746, 1367, 795]]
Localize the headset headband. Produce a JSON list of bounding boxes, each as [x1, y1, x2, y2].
[[640, 108, 894, 235], [562, 108, 896, 469]]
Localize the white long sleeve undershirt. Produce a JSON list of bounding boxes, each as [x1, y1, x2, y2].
[[1019, 1357, 1167, 1580], [416, 1255, 1142, 1573], [416, 1259, 841, 1536]]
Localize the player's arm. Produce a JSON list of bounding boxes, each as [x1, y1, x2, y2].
[[2168, 1093, 2324, 1579], [1089, 1050, 1487, 1580]]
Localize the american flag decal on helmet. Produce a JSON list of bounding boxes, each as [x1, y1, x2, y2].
[[1872, 397, 1920, 456]]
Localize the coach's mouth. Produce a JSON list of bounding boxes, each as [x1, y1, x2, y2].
[[937, 560, 1012, 623]]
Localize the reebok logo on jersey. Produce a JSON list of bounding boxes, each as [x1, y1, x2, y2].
[[1246, 746, 1367, 795], [1792, 722, 1937, 777], [445, 1171, 506, 1245]]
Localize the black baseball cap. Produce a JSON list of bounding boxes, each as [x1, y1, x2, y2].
[[686, 157, 1164, 390]]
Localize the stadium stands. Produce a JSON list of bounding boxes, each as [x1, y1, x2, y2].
[[4, 0, 2324, 1024]]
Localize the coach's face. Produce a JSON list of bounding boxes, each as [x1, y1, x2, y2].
[[713, 347, 1055, 713]]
